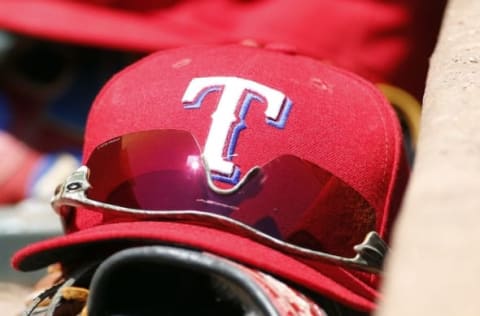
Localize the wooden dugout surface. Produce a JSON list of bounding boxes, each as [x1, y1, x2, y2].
[[377, 1, 480, 315]]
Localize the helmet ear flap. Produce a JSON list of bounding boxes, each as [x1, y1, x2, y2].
[[86, 245, 277, 316], [86, 245, 330, 316]]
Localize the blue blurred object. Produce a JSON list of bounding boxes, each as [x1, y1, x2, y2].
[[0, 92, 11, 129], [0, 34, 137, 140], [46, 51, 129, 134]]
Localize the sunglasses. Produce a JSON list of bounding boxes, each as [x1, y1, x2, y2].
[[52, 129, 388, 273]]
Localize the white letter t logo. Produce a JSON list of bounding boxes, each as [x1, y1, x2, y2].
[[182, 76, 292, 184]]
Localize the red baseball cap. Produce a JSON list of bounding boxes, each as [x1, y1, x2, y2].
[[12, 45, 409, 312]]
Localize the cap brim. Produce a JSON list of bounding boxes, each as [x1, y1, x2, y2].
[[0, 1, 215, 52], [12, 221, 377, 312]]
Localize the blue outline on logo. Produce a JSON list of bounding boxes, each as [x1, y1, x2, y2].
[[267, 98, 293, 128], [183, 85, 293, 186], [183, 86, 222, 109], [214, 92, 293, 185]]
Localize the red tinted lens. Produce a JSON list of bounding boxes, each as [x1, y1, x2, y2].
[[86, 130, 376, 257], [206, 155, 376, 257], [86, 129, 207, 210]]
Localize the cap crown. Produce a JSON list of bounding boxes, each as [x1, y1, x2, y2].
[[83, 45, 408, 240]]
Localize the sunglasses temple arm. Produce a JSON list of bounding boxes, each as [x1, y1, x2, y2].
[[52, 166, 388, 273], [351, 231, 388, 272]]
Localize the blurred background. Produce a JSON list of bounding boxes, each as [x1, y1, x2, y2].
[[0, 0, 447, 313]]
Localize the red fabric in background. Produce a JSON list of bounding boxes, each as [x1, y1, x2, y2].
[[0, 0, 447, 99]]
